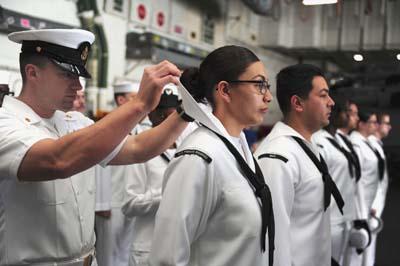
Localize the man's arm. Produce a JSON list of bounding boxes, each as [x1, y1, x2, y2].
[[17, 61, 181, 182], [110, 112, 187, 165]]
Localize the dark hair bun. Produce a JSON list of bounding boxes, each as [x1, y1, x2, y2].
[[180, 67, 206, 103]]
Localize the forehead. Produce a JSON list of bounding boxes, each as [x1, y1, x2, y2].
[[382, 115, 390, 122], [238, 61, 267, 78], [349, 103, 358, 111], [369, 114, 377, 120], [311, 76, 328, 92]]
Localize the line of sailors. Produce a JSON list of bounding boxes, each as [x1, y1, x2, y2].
[[0, 28, 392, 266], [91, 56, 391, 266]]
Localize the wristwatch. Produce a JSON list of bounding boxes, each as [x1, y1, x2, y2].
[[176, 105, 194, 122]]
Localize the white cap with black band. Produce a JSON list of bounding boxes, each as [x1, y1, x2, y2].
[[8, 29, 95, 79]]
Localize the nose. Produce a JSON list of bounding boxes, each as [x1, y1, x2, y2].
[[328, 95, 335, 107], [264, 89, 273, 103]]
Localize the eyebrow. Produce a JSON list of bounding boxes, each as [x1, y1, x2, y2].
[[250, 74, 267, 81]]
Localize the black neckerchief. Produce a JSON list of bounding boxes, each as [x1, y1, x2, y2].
[[160, 152, 171, 163], [0, 91, 13, 107], [204, 125, 275, 266], [337, 133, 362, 182], [325, 136, 356, 179], [292, 136, 345, 214], [363, 140, 385, 181]]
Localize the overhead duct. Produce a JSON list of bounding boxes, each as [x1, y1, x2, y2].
[[241, 0, 274, 15]]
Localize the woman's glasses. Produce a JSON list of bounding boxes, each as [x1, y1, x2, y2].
[[228, 80, 271, 95]]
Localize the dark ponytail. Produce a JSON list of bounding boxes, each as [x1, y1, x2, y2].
[[180, 67, 205, 103]]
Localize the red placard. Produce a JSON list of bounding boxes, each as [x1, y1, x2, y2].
[[157, 12, 165, 27], [137, 4, 146, 20]]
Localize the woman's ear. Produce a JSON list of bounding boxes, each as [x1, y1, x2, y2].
[[215, 81, 231, 103]]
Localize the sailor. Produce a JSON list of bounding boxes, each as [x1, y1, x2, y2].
[[0, 28, 187, 266], [150, 45, 275, 266], [102, 81, 152, 266], [312, 97, 367, 265], [363, 112, 391, 266], [122, 84, 181, 266], [254, 64, 344, 266], [349, 110, 379, 266], [113, 81, 153, 134]]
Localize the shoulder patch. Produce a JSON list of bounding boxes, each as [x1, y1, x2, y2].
[[174, 149, 212, 164], [258, 153, 288, 163]]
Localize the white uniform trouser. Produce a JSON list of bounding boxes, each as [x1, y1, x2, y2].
[[95, 215, 113, 266], [129, 249, 149, 266], [362, 232, 378, 266], [112, 207, 135, 266], [332, 222, 351, 265]]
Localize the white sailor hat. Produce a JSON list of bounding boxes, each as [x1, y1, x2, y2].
[[157, 83, 179, 109], [113, 81, 140, 94], [349, 227, 369, 249], [8, 29, 95, 79]]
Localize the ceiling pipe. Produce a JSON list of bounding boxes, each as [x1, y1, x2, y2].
[[336, 0, 344, 51], [382, 0, 388, 49]]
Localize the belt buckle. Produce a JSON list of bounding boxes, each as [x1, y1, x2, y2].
[[83, 254, 93, 266]]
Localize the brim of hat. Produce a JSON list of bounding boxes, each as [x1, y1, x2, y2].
[[51, 59, 92, 79]]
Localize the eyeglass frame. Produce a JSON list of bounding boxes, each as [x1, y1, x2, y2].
[[227, 80, 271, 95]]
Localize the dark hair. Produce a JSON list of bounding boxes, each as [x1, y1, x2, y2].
[[376, 112, 389, 124], [19, 53, 49, 83], [276, 64, 325, 115], [325, 95, 349, 133], [114, 93, 128, 104], [180, 45, 260, 108], [358, 110, 376, 123]]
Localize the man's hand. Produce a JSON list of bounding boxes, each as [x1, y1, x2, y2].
[[137, 61, 181, 113]]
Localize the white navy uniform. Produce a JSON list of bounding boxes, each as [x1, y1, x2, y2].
[[368, 135, 388, 218], [0, 96, 123, 265], [105, 120, 153, 266], [336, 130, 368, 221], [149, 110, 268, 266], [94, 164, 113, 266], [312, 129, 357, 264], [349, 131, 380, 266], [122, 148, 175, 266], [362, 135, 388, 266], [350, 131, 379, 211], [254, 121, 331, 266]]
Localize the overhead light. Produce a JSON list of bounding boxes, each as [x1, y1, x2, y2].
[[397, 54, 400, 61], [353, 54, 364, 62], [303, 0, 338, 5]]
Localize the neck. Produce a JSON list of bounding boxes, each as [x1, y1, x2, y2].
[[338, 127, 349, 135], [358, 128, 369, 138], [213, 109, 243, 137], [374, 132, 383, 140], [18, 88, 55, 118], [284, 115, 316, 142]]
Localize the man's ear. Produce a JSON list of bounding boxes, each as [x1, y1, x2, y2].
[[25, 64, 39, 81], [116, 95, 126, 106], [290, 95, 304, 113]]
